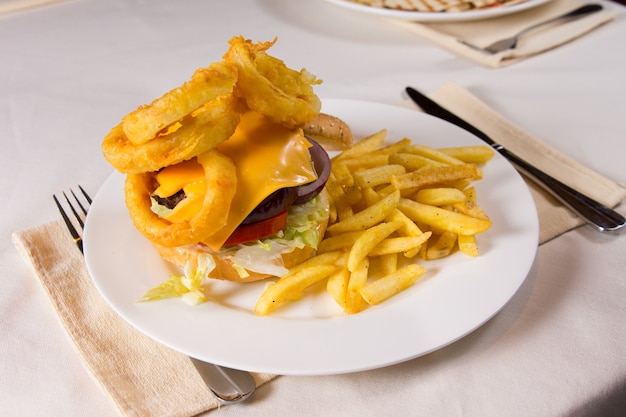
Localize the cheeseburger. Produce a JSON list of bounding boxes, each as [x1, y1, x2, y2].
[[145, 111, 333, 282], [101, 36, 352, 287]]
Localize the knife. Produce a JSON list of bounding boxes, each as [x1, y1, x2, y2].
[[405, 86, 625, 233]]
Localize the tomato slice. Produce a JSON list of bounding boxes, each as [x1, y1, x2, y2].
[[223, 210, 288, 246]]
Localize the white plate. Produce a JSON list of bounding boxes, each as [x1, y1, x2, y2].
[[324, 0, 550, 22], [84, 99, 538, 376]]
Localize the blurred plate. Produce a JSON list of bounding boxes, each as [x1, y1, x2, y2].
[[84, 99, 538, 376], [323, 0, 550, 21]]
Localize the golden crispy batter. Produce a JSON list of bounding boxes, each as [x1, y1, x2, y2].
[[122, 61, 238, 145], [103, 36, 327, 251], [124, 150, 237, 247], [223, 36, 322, 128], [102, 94, 244, 174]]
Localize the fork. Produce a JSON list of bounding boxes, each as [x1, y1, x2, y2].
[[53, 186, 256, 404], [459, 3, 603, 54], [53, 186, 91, 253]]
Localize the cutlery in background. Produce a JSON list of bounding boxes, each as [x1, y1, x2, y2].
[[459, 3, 603, 54]]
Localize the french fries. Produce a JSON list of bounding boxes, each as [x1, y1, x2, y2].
[[415, 187, 467, 206], [360, 263, 426, 306], [347, 221, 402, 272], [345, 258, 370, 314], [398, 199, 492, 236], [254, 251, 344, 315], [327, 268, 350, 308], [333, 129, 387, 161], [391, 163, 481, 191], [255, 129, 494, 315], [438, 146, 495, 164], [326, 190, 400, 234]]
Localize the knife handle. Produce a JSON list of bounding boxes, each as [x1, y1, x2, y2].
[[498, 147, 625, 232]]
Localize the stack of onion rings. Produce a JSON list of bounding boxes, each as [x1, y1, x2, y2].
[[122, 61, 239, 146], [224, 36, 321, 128], [102, 36, 323, 248], [103, 93, 244, 174]]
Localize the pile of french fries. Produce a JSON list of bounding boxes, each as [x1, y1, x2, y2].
[[255, 129, 495, 316]]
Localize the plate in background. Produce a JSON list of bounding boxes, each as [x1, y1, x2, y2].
[[323, 0, 550, 22]]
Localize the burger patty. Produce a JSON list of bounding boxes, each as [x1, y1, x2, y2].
[[152, 189, 186, 210]]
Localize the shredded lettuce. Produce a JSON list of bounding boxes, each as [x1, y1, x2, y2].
[[224, 192, 330, 278], [231, 241, 290, 277], [281, 194, 326, 248], [150, 196, 172, 218], [137, 254, 216, 306], [138, 192, 330, 303]]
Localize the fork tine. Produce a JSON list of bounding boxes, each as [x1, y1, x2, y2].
[[54, 194, 81, 239], [53, 185, 91, 253], [78, 185, 92, 204], [64, 191, 85, 229], [54, 194, 83, 252]]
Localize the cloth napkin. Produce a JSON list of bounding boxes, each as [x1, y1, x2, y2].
[[12, 220, 276, 417], [12, 82, 626, 417], [391, 0, 620, 67], [0, 0, 69, 15]]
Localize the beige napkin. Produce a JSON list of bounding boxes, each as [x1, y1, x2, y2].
[[411, 81, 626, 242], [391, 0, 619, 67], [0, 0, 69, 15], [12, 82, 625, 416], [11, 220, 276, 417]]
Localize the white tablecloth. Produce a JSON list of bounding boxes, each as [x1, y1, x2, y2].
[[1, 0, 625, 416]]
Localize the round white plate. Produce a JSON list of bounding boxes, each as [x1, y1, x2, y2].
[[84, 99, 538, 376], [324, 0, 550, 22]]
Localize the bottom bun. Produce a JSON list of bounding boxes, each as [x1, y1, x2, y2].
[[154, 190, 329, 283], [154, 239, 320, 283]]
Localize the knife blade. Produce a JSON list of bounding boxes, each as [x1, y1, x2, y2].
[[405, 86, 625, 233]]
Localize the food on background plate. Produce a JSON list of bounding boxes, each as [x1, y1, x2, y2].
[[101, 36, 353, 304], [346, 0, 530, 13]]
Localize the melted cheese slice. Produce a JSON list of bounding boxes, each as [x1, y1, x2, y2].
[[152, 111, 317, 250], [153, 159, 207, 223], [203, 111, 317, 250]]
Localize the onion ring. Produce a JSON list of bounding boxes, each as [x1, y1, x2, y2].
[[122, 61, 238, 145], [102, 93, 244, 174], [124, 149, 237, 247], [224, 36, 321, 128]]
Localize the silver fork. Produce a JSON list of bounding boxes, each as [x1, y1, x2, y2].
[[53, 185, 91, 253], [459, 3, 603, 54], [53, 186, 256, 404]]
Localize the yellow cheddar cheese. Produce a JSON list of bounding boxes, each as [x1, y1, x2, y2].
[[152, 111, 317, 250]]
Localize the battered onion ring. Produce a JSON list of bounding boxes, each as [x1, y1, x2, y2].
[[122, 61, 238, 145], [102, 93, 244, 174], [125, 150, 237, 247], [224, 36, 321, 128]]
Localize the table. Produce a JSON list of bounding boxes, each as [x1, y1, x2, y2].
[[1, 0, 625, 416]]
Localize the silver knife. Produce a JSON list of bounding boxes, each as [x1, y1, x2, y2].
[[405, 86, 625, 233]]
